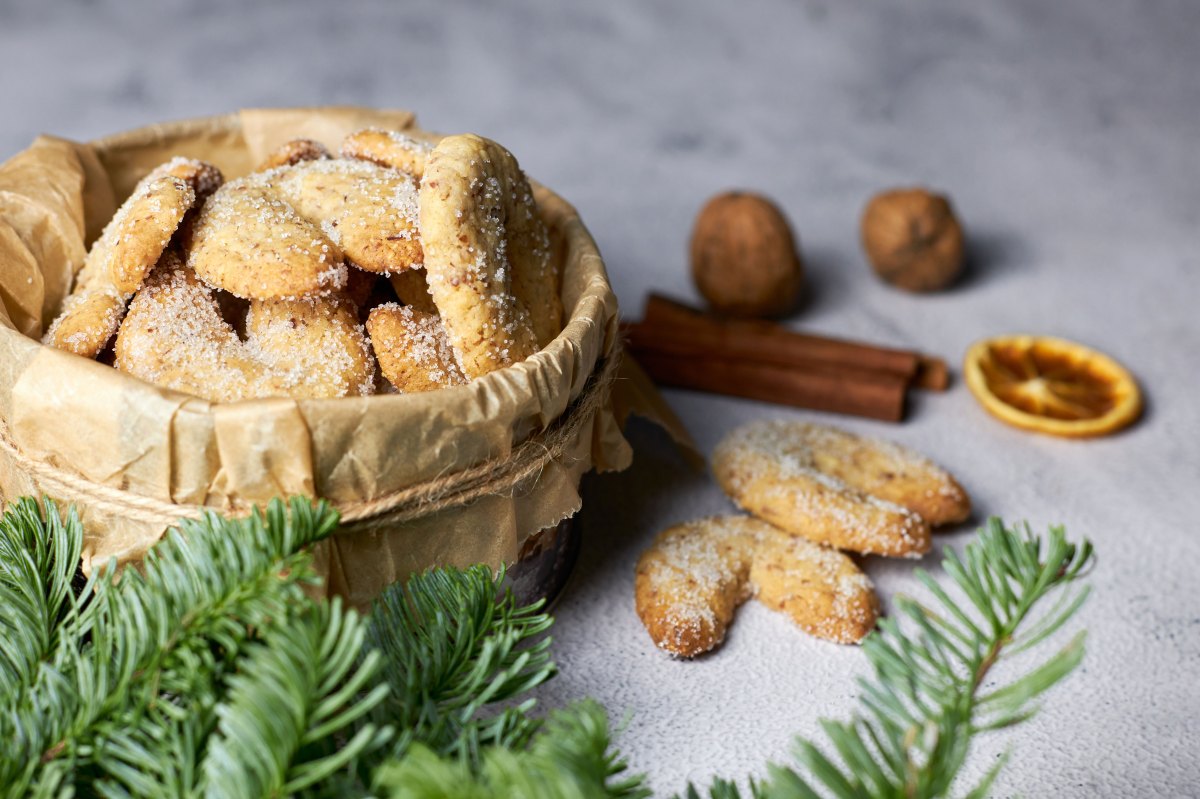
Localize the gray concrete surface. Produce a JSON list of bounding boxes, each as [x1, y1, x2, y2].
[[2, 1, 1197, 795]]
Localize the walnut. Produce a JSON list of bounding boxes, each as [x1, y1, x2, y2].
[[860, 188, 964, 292], [690, 191, 804, 318]]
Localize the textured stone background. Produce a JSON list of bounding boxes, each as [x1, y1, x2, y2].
[[2, 1, 1197, 795]]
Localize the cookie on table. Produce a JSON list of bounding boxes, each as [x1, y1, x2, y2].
[[634, 516, 756, 657], [713, 420, 967, 558], [749, 526, 879, 645], [367, 303, 466, 393], [635, 515, 878, 658]]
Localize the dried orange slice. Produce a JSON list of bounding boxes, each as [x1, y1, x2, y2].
[[963, 335, 1141, 438]]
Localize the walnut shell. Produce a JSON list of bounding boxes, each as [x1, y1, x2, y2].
[[690, 191, 804, 318], [861, 188, 964, 292]]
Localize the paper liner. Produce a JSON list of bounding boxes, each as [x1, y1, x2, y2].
[[0, 106, 680, 608]]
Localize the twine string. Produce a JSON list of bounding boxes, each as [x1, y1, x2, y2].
[[0, 354, 619, 531]]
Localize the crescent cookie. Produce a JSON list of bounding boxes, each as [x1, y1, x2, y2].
[[366, 303, 466, 393], [269, 158, 423, 275], [713, 421, 969, 558], [185, 175, 347, 300], [42, 288, 126, 358], [115, 261, 373, 403], [44, 159, 221, 357], [635, 516, 877, 658], [341, 128, 435, 179], [255, 138, 331, 172], [419, 134, 551, 377]]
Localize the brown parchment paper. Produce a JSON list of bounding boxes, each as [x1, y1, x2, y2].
[[0, 106, 679, 608]]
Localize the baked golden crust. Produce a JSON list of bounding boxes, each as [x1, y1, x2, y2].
[[42, 288, 125, 357], [185, 176, 347, 300], [635, 515, 877, 657], [148, 156, 224, 200], [634, 517, 756, 657], [255, 138, 331, 172], [712, 420, 960, 558], [388, 268, 437, 314], [342, 128, 434, 179], [107, 175, 196, 294], [115, 259, 374, 402], [367, 303, 466, 393], [44, 160, 221, 358], [244, 295, 375, 399], [270, 159, 422, 275], [418, 134, 545, 377], [750, 529, 879, 644], [802, 424, 970, 525]]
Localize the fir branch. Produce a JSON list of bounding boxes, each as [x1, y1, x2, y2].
[[363, 564, 557, 764], [685, 518, 1094, 799], [200, 599, 391, 799], [0, 497, 89, 697], [371, 700, 649, 799], [0, 497, 354, 797]]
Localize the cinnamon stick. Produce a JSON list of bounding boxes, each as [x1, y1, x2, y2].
[[628, 346, 907, 422], [642, 293, 928, 384], [914, 356, 950, 391]]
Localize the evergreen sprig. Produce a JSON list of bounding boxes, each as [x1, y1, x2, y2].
[[0, 497, 1092, 799], [372, 701, 649, 799], [363, 564, 557, 765], [684, 518, 1094, 799], [0, 496, 388, 798]]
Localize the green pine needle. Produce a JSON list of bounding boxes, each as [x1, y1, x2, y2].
[[684, 518, 1095, 799], [371, 701, 649, 799], [0, 496, 354, 797], [0, 499, 1092, 799], [363, 563, 558, 764]]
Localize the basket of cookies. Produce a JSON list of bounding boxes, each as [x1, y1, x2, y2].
[[0, 106, 656, 607]]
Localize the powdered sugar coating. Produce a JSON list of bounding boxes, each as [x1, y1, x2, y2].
[[186, 176, 348, 300], [266, 157, 423, 275], [148, 156, 224, 199], [255, 138, 331, 172], [418, 134, 543, 378], [634, 515, 877, 658], [341, 127, 436, 179], [43, 288, 127, 356], [366, 302, 466, 393], [44, 159, 213, 359], [114, 263, 375, 402], [712, 420, 948, 558]]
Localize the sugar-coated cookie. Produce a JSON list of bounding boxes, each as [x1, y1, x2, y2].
[[367, 303, 466, 393], [342, 128, 434, 179], [635, 515, 877, 657], [45, 159, 222, 357], [255, 138, 331, 172], [419, 134, 553, 377], [185, 176, 347, 300], [269, 158, 423, 276], [713, 420, 969, 558], [115, 258, 374, 402]]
